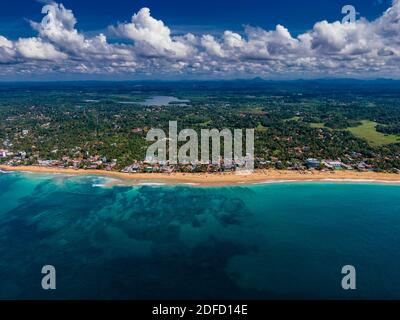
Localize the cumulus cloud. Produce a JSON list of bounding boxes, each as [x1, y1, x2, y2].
[[16, 38, 67, 60], [1, 0, 400, 78], [110, 7, 193, 59], [0, 36, 16, 63], [30, 3, 134, 63], [201, 35, 225, 58]]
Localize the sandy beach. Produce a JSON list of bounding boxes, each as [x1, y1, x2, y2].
[[1, 164, 400, 186]]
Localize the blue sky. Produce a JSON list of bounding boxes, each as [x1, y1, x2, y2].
[[0, 0, 392, 39], [0, 0, 398, 80]]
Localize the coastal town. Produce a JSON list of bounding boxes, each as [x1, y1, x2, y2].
[[1, 81, 400, 177], [0, 143, 393, 174]]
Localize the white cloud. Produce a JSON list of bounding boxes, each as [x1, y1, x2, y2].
[[16, 37, 67, 60], [28, 3, 135, 67], [223, 31, 244, 48], [111, 7, 193, 59], [1, 1, 400, 78], [0, 36, 16, 63], [201, 35, 225, 57], [30, 3, 83, 53]]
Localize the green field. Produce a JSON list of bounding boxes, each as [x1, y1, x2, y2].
[[310, 122, 326, 129], [347, 120, 400, 146], [285, 116, 301, 122]]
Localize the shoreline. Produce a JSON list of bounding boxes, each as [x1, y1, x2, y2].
[[1, 165, 400, 186]]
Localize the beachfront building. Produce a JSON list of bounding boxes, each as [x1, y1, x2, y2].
[[306, 158, 320, 169], [38, 160, 62, 167], [323, 160, 343, 170], [144, 166, 154, 173]]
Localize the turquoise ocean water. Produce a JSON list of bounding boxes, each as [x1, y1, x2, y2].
[[0, 171, 400, 299]]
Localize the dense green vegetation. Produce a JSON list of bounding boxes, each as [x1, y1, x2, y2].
[[0, 80, 400, 172]]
